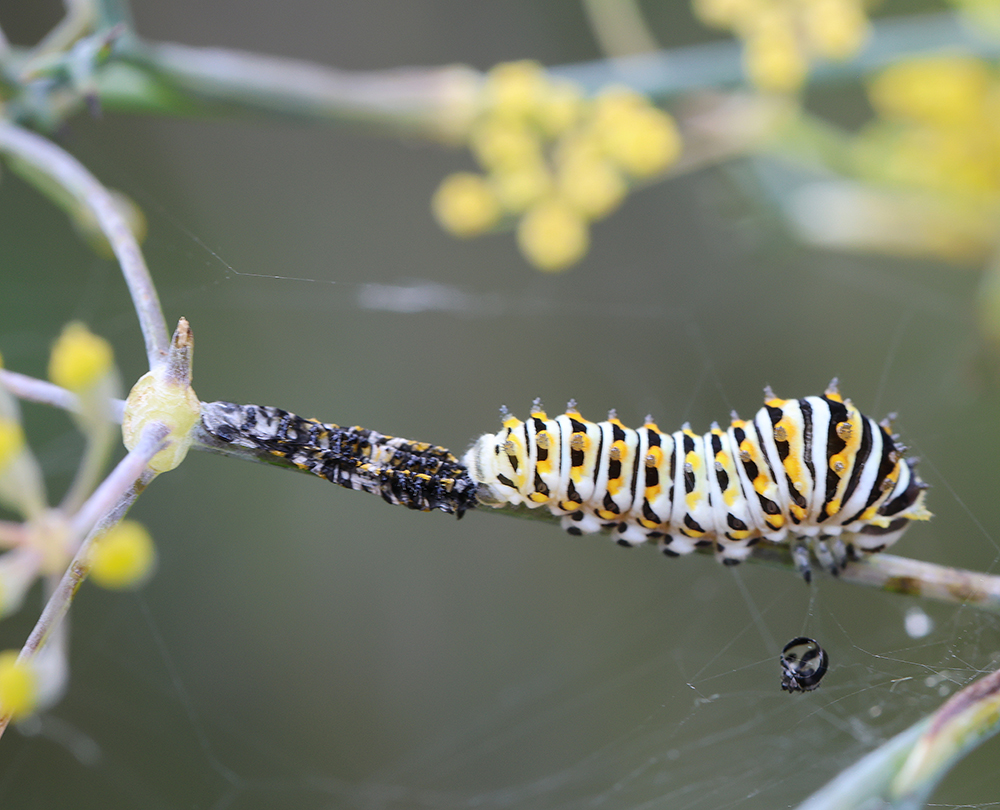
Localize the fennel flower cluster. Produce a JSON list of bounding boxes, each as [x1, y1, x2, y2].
[[432, 60, 682, 272], [859, 57, 1000, 203], [0, 324, 156, 722], [693, 0, 871, 92], [853, 55, 1000, 346]]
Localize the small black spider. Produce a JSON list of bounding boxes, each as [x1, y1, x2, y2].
[[780, 637, 829, 693]]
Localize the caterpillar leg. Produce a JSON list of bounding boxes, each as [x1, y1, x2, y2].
[[792, 535, 850, 583], [791, 539, 813, 583], [810, 537, 839, 577]]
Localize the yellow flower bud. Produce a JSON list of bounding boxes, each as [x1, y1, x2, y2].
[[89, 521, 156, 589], [868, 57, 992, 128], [517, 198, 590, 271], [431, 172, 502, 237], [535, 79, 585, 137], [0, 650, 37, 720], [483, 60, 549, 120], [801, 0, 869, 60], [554, 129, 606, 170], [591, 86, 649, 130], [469, 118, 542, 171], [48, 322, 113, 393], [0, 419, 24, 471], [742, 9, 807, 92], [599, 106, 682, 178], [557, 155, 626, 219], [491, 161, 553, 212]]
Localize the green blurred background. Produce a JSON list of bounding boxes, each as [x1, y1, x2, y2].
[[1, 2, 998, 808]]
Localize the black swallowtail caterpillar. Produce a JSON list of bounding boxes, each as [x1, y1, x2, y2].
[[463, 381, 931, 580], [200, 401, 478, 515]]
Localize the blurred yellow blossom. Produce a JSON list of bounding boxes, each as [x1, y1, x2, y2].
[[432, 62, 682, 270], [89, 521, 156, 589], [597, 105, 682, 178], [491, 161, 553, 212], [469, 118, 543, 170], [432, 172, 502, 236], [801, 0, 870, 59], [482, 60, 549, 120], [857, 57, 1000, 201], [694, 0, 871, 92], [868, 57, 993, 128], [742, 9, 809, 92], [535, 79, 585, 137], [517, 198, 590, 272], [0, 650, 37, 721], [48, 322, 113, 393], [0, 420, 23, 472], [557, 155, 626, 219]]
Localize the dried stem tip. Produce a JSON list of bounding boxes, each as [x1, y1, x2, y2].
[[122, 318, 200, 473]]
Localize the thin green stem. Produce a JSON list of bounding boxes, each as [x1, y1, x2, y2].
[[0, 122, 169, 368], [581, 0, 660, 58], [105, 37, 480, 140], [26, 0, 97, 64]]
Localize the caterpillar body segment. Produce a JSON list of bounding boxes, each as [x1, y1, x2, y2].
[[200, 401, 478, 516], [464, 384, 931, 579]]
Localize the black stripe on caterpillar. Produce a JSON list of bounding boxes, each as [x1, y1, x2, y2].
[[462, 381, 931, 580], [200, 401, 478, 516]]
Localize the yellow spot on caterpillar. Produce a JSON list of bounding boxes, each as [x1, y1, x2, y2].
[[639, 518, 659, 529], [783, 457, 805, 488], [723, 488, 739, 507], [528, 492, 549, 503], [774, 424, 788, 443], [836, 421, 852, 441], [859, 505, 879, 521], [570, 433, 587, 452], [645, 446, 663, 467], [686, 451, 701, 471], [610, 441, 625, 461], [686, 492, 701, 510], [830, 454, 847, 474], [826, 499, 842, 516], [597, 509, 617, 520], [560, 500, 581, 511], [753, 473, 771, 494], [535, 431, 551, 449]]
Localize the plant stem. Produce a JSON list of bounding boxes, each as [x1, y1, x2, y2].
[[0, 420, 166, 739], [0, 122, 169, 369]]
